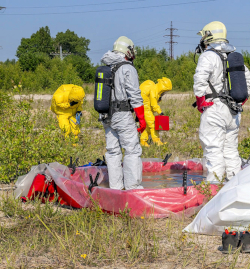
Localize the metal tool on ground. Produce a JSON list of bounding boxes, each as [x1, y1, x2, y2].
[[88, 172, 100, 193], [183, 170, 187, 195], [163, 153, 172, 166]]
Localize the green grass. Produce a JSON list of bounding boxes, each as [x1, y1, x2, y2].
[[1, 90, 250, 183], [1, 90, 250, 267], [1, 193, 250, 268]]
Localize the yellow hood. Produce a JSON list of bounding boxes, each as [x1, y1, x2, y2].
[[68, 85, 85, 102], [156, 77, 172, 98]]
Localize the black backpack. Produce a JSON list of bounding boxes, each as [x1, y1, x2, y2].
[[227, 52, 248, 103], [94, 62, 133, 114]]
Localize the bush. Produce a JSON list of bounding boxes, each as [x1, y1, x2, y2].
[[0, 58, 83, 93]]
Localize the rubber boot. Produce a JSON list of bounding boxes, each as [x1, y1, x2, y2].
[[150, 128, 165, 146], [222, 230, 239, 253], [152, 137, 164, 146], [239, 231, 250, 253]]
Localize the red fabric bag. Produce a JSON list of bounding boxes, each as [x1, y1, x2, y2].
[[26, 174, 55, 202]]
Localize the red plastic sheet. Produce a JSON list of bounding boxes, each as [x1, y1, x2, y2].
[[142, 158, 204, 173], [44, 160, 217, 218]]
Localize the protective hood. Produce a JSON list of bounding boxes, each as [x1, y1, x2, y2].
[[101, 50, 126, 66], [68, 85, 85, 102], [208, 42, 236, 53], [156, 77, 172, 98]]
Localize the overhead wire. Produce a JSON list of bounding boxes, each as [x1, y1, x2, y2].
[[8, 0, 148, 9], [2, 0, 216, 16]]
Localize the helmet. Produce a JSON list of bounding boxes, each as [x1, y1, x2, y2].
[[113, 36, 137, 60], [68, 85, 85, 102], [157, 77, 172, 98], [197, 21, 228, 45]]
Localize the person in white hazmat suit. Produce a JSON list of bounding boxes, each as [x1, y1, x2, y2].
[[100, 36, 146, 190], [194, 21, 250, 182]]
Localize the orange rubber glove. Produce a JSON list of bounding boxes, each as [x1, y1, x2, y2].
[[196, 96, 214, 113], [134, 105, 146, 133]]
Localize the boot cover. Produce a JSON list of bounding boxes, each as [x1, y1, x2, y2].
[[152, 137, 164, 146], [140, 140, 150, 147], [222, 230, 239, 253], [239, 231, 250, 253]]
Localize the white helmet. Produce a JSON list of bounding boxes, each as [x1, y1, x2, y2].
[[197, 21, 228, 45], [113, 36, 137, 60]]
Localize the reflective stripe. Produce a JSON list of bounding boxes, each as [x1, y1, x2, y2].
[[97, 73, 103, 100], [227, 61, 232, 90], [211, 29, 223, 34], [115, 41, 130, 47]]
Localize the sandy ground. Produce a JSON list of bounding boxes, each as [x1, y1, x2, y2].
[[13, 93, 193, 102], [13, 94, 94, 101]]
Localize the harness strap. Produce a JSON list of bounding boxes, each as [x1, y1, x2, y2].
[[108, 61, 135, 117], [112, 61, 134, 73], [110, 100, 131, 112], [95, 77, 113, 85], [227, 65, 245, 72]]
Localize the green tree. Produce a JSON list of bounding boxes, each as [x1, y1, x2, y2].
[[64, 55, 96, 82], [54, 29, 90, 59], [16, 26, 53, 71], [134, 47, 170, 83]]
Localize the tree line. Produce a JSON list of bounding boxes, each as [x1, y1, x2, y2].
[[1, 26, 250, 93]]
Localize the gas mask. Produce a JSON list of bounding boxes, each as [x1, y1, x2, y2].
[[194, 31, 212, 64]]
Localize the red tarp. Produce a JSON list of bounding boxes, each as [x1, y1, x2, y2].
[[39, 159, 218, 218]]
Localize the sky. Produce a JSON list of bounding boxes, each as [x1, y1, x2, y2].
[[0, 0, 250, 65]]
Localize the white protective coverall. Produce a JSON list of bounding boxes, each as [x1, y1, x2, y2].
[[101, 51, 144, 190], [194, 43, 250, 182]]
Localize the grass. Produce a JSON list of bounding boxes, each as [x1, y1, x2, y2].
[[1, 91, 250, 267], [1, 192, 250, 268]]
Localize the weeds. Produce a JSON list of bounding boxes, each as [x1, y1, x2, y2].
[[0, 194, 159, 267], [1, 90, 250, 183]]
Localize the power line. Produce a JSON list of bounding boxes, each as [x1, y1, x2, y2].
[[2, 0, 216, 15], [164, 21, 179, 60], [179, 28, 250, 33], [8, 0, 147, 9]]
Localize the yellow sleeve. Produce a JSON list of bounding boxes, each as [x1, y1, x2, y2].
[[150, 88, 162, 114], [76, 100, 83, 111]]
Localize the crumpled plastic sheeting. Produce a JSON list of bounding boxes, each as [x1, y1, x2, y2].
[[14, 162, 64, 199], [142, 158, 204, 173], [44, 163, 217, 218], [46, 164, 108, 208], [183, 165, 250, 235]]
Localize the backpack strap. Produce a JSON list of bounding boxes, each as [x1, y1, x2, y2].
[[95, 77, 113, 86], [111, 61, 135, 101], [227, 65, 245, 72], [112, 61, 134, 73], [208, 48, 229, 96], [108, 61, 135, 117]]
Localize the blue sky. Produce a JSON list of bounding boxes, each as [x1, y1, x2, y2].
[[0, 0, 249, 65]]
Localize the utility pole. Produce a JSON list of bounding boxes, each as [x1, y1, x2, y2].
[[164, 21, 179, 60], [50, 45, 72, 60]]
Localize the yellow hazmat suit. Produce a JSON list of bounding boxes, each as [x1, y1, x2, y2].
[[50, 84, 85, 138], [140, 77, 172, 146]]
